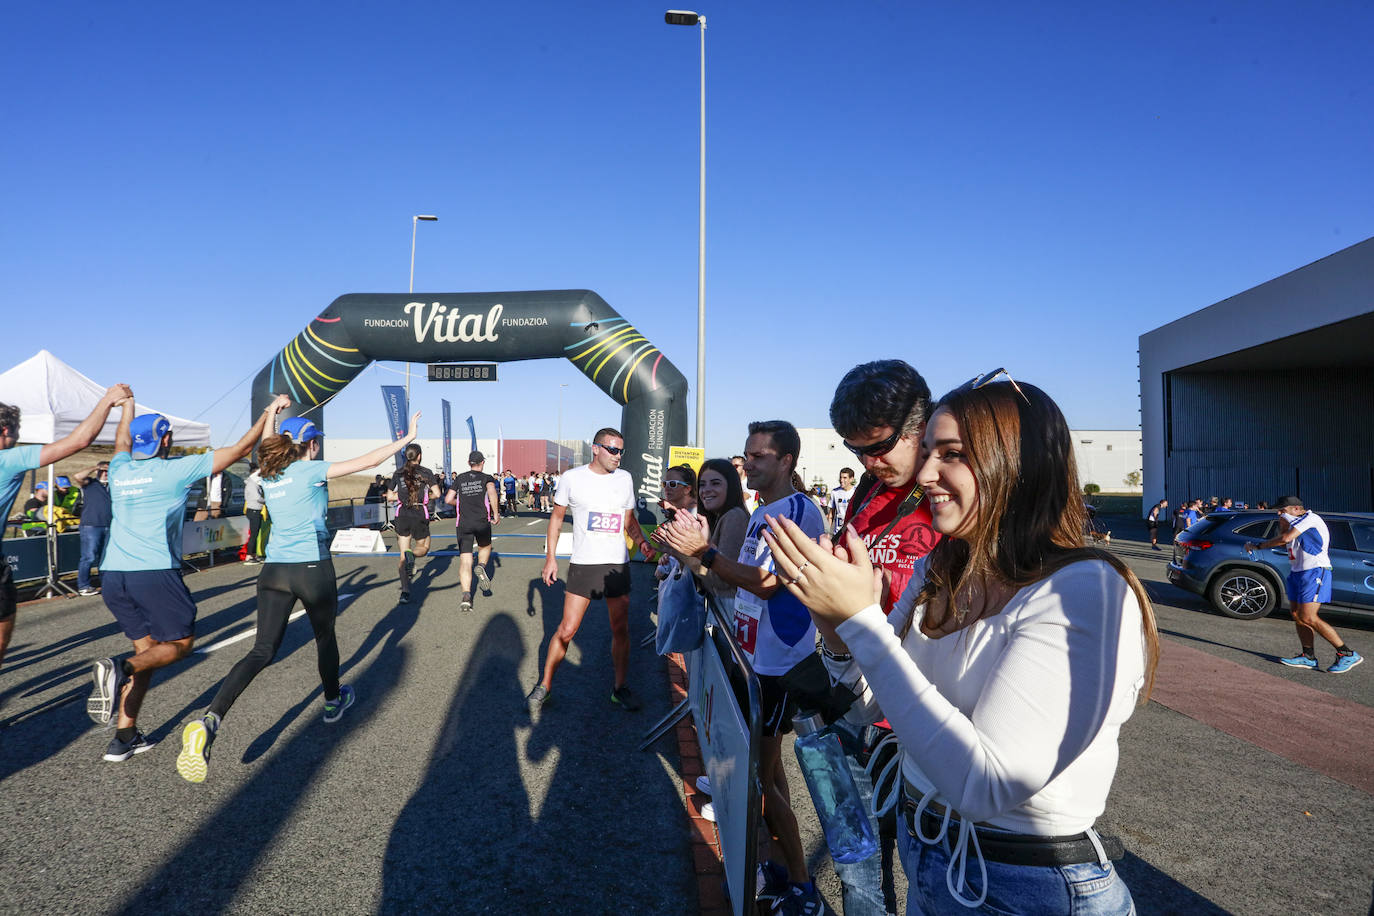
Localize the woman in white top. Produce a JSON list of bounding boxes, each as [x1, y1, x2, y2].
[[763, 372, 1158, 914]]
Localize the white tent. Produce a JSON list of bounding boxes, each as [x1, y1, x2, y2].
[[0, 350, 211, 446]]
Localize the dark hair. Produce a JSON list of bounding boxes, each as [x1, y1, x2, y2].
[[259, 433, 311, 480], [907, 378, 1158, 701], [666, 463, 697, 488], [593, 427, 624, 446], [697, 458, 745, 528], [746, 420, 800, 475], [839, 467, 855, 479], [401, 443, 425, 508], [829, 359, 931, 440], [0, 402, 18, 439]]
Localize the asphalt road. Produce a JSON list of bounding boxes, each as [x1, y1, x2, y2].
[[2, 512, 1371, 915]]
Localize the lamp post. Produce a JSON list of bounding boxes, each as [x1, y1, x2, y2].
[[665, 9, 706, 450], [557, 383, 569, 471], [406, 214, 439, 402]]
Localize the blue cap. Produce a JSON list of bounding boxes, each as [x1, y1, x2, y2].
[[56, 476, 70, 487], [279, 417, 321, 442], [130, 414, 171, 458]]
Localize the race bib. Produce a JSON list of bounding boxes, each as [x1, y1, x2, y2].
[[587, 511, 623, 535], [733, 590, 764, 656]]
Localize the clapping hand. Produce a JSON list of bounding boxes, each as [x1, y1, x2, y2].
[[762, 516, 882, 627]]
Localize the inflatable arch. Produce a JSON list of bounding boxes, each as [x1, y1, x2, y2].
[[251, 290, 688, 519]]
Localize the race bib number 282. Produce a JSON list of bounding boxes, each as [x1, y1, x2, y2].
[[587, 511, 623, 535]]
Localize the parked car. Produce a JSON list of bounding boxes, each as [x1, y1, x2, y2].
[[1168, 509, 1374, 619]]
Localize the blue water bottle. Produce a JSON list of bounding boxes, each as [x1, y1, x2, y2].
[[792, 710, 879, 864]]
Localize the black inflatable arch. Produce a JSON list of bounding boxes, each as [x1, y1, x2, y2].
[[250, 290, 688, 519]]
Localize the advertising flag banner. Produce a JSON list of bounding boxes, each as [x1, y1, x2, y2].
[[466, 416, 477, 454], [441, 399, 453, 478], [380, 386, 409, 470]]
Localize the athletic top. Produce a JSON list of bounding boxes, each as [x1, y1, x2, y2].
[[846, 482, 939, 612], [825, 557, 1145, 836], [261, 460, 330, 563], [103, 451, 213, 571], [0, 445, 43, 546], [554, 464, 636, 565], [1285, 511, 1331, 571], [243, 471, 265, 512], [503, 474, 517, 496], [731, 492, 825, 676], [453, 470, 494, 528], [390, 466, 438, 517], [829, 485, 856, 527]]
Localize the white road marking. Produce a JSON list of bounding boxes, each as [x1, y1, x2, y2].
[[195, 592, 357, 655]]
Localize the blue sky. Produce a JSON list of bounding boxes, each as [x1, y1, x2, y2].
[[3, 2, 1371, 454]]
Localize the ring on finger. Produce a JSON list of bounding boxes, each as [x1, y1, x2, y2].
[[796, 561, 810, 574]]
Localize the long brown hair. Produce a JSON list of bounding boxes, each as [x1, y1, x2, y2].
[[259, 434, 311, 480], [400, 443, 424, 508], [906, 379, 1158, 700]]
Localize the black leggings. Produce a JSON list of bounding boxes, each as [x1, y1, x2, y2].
[[208, 559, 340, 720]]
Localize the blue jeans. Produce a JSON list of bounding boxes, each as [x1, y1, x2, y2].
[[898, 815, 1135, 915], [78, 525, 109, 591], [826, 719, 896, 916]]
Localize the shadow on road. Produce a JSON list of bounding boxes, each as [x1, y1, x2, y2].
[[1116, 852, 1230, 914]]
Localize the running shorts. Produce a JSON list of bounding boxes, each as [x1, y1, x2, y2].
[[102, 569, 198, 642], [457, 523, 493, 553], [1286, 568, 1332, 605], [394, 511, 431, 540], [565, 562, 631, 600], [756, 673, 797, 737]]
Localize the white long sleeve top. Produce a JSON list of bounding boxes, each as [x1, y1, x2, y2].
[[826, 557, 1146, 836]]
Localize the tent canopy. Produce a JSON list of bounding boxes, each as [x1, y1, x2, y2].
[[0, 350, 211, 447]]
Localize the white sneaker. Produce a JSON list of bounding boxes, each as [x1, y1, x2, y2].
[[695, 775, 712, 795], [700, 801, 715, 823]]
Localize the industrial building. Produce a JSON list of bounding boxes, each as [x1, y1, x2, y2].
[[1139, 237, 1374, 512]]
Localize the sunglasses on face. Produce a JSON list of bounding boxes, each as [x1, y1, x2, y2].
[[594, 443, 624, 456], [963, 367, 1030, 404], [843, 426, 905, 459], [663, 479, 691, 490]]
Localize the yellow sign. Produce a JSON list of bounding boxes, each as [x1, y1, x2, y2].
[[667, 446, 705, 473]]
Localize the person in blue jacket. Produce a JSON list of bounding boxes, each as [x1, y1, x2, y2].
[[176, 410, 421, 783]]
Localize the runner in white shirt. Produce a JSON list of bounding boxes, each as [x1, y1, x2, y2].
[[527, 427, 652, 717], [1246, 496, 1362, 673], [828, 467, 857, 535]]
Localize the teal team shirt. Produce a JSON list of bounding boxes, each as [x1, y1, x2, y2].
[[262, 459, 331, 564], [102, 451, 214, 571], [0, 445, 44, 546]]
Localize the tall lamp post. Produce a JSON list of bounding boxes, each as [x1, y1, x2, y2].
[[557, 383, 568, 471], [406, 214, 439, 402], [665, 9, 706, 450]]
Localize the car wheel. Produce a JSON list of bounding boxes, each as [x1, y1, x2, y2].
[[1208, 568, 1279, 620]]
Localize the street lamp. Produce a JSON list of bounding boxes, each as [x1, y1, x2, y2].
[[406, 214, 439, 402], [557, 383, 569, 471], [665, 9, 706, 450]]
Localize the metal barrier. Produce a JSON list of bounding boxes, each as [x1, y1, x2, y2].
[[640, 592, 761, 916]]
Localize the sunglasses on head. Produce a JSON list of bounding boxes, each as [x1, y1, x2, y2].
[[962, 367, 1030, 404], [663, 479, 691, 490], [594, 443, 624, 456]]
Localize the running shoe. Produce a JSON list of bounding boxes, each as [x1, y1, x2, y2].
[[1279, 653, 1319, 670], [176, 716, 217, 783], [399, 591, 410, 604], [104, 730, 156, 762], [323, 685, 356, 723], [78, 587, 100, 597], [475, 564, 490, 585], [755, 862, 790, 906], [526, 685, 549, 720], [460, 592, 473, 613], [404, 554, 415, 579], [695, 775, 712, 795], [1329, 651, 1364, 674], [610, 686, 641, 712], [775, 884, 823, 916], [87, 658, 125, 726]]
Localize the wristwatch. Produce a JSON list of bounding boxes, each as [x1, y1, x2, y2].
[[700, 546, 719, 569]]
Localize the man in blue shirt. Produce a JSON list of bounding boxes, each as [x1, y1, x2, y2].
[[0, 384, 133, 669], [87, 393, 290, 762], [72, 460, 113, 595]]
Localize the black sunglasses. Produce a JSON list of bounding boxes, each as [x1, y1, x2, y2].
[[963, 367, 1030, 404], [594, 443, 624, 456], [842, 427, 905, 459]]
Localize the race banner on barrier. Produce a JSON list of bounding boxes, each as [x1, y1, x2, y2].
[[330, 527, 387, 553], [182, 517, 250, 556]]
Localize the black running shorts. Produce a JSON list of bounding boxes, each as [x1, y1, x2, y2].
[[457, 524, 493, 553], [565, 562, 631, 600], [394, 512, 431, 540], [756, 673, 797, 737]]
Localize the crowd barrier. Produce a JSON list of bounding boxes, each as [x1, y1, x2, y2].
[[3, 498, 391, 584]]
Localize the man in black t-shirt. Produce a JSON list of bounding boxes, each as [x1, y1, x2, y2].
[[445, 451, 501, 612]]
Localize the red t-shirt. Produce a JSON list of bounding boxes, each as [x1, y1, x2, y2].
[[845, 482, 939, 612]]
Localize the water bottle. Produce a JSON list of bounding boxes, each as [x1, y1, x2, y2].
[[792, 710, 879, 864]]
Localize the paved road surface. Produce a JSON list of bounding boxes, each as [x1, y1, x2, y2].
[[2, 513, 1371, 914]]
